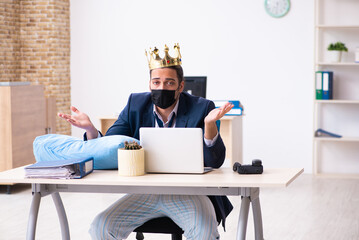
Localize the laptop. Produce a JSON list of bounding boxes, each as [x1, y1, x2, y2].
[[139, 127, 212, 174]]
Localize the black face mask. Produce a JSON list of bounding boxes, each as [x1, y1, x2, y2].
[[151, 89, 177, 109]]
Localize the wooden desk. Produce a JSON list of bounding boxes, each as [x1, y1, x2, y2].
[[99, 115, 243, 166], [0, 167, 303, 240]]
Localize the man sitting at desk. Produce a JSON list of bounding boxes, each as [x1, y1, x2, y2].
[[58, 44, 234, 240]]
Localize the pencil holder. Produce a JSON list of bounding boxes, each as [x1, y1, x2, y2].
[[117, 148, 145, 176]]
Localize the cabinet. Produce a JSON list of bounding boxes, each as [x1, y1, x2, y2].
[[313, 0, 359, 177], [0, 84, 47, 172], [99, 115, 243, 167]]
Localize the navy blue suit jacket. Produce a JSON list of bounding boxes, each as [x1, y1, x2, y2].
[[105, 91, 233, 228]]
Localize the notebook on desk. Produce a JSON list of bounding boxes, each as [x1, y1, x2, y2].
[[139, 127, 212, 174]]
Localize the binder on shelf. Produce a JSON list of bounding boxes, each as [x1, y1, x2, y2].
[[322, 71, 333, 100], [315, 71, 323, 99], [214, 100, 243, 116], [315, 128, 342, 138], [25, 157, 94, 179], [214, 100, 241, 108], [225, 107, 243, 116]]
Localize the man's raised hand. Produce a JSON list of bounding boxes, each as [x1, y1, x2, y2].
[[58, 106, 98, 135]]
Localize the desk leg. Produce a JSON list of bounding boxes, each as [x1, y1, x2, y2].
[[237, 196, 250, 240], [26, 192, 41, 240], [251, 197, 264, 240], [236, 188, 264, 240], [51, 192, 70, 240]]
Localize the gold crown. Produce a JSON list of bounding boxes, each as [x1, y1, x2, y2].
[[145, 43, 182, 70]]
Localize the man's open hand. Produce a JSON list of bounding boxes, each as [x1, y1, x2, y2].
[[205, 102, 234, 125], [58, 106, 96, 132]]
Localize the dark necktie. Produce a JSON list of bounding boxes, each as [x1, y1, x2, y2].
[[154, 113, 175, 128]]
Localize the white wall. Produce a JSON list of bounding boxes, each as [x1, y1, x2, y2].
[[70, 0, 314, 172]]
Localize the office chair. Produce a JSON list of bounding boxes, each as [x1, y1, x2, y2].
[[134, 217, 184, 240]]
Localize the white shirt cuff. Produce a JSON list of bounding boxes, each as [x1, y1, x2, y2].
[[204, 132, 219, 147]]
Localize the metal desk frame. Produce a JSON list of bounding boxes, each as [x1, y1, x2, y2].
[[27, 183, 263, 240]]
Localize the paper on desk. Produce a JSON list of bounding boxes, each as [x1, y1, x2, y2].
[[24, 158, 94, 179], [25, 166, 75, 179]]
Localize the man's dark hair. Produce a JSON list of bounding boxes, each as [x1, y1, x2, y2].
[[150, 65, 184, 84]]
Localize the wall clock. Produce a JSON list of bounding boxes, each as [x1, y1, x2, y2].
[[264, 0, 290, 18]]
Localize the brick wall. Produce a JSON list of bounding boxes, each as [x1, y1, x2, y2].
[[0, 0, 21, 82], [0, 0, 71, 135]]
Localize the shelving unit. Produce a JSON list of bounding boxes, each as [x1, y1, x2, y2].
[[317, 62, 359, 66], [316, 25, 359, 29], [314, 137, 359, 142], [313, 0, 359, 177], [315, 100, 359, 104]]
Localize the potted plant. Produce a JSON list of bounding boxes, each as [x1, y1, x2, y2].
[[327, 42, 348, 62], [117, 141, 145, 176]]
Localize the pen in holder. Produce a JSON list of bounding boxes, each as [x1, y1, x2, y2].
[[118, 141, 145, 176]]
